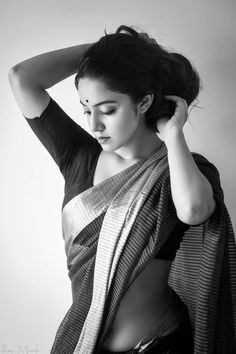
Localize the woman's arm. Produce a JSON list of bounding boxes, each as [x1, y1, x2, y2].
[[8, 43, 92, 118], [166, 129, 216, 225], [158, 96, 216, 225]]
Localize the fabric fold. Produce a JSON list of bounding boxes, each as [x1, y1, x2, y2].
[[50, 142, 236, 354]]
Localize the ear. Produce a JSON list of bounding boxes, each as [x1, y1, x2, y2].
[[137, 93, 154, 114]]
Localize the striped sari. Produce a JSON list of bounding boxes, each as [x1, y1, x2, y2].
[[50, 142, 236, 354]]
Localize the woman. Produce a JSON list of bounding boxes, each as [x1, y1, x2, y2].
[[9, 25, 236, 353]]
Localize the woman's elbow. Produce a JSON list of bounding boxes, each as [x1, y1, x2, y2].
[[177, 198, 216, 226], [8, 65, 23, 86]]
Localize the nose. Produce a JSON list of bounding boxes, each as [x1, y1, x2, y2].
[[89, 112, 104, 133]]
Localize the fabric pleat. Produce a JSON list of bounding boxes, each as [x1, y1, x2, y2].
[[50, 142, 236, 354]]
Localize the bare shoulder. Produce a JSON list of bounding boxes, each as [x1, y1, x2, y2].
[[96, 150, 118, 174], [99, 150, 129, 169], [93, 150, 133, 185]]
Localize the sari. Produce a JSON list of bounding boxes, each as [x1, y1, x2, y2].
[[50, 142, 236, 354]]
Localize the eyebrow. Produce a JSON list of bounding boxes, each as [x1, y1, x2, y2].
[[80, 100, 118, 107]]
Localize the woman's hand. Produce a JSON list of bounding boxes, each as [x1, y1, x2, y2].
[[157, 95, 188, 142]]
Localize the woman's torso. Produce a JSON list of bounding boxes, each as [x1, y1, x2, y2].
[[24, 98, 179, 351], [93, 150, 177, 352]]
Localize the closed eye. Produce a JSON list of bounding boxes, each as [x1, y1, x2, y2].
[[83, 109, 116, 116], [103, 109, 116, 115]]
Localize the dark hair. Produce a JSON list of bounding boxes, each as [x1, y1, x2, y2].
[[75, 25, 202, 132]]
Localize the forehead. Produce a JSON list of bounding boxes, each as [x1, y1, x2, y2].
[[77, 77, 128, 104]]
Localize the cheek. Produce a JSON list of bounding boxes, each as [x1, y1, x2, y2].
[[111, 110, 138, 136]]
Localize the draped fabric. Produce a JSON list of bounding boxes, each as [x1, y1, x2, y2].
[[50, 142, 236, 354]]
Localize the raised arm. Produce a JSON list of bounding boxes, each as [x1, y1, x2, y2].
[[8, 43, 92, 118], [158, 96, 216, 226]]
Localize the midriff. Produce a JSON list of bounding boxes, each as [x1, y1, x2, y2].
[[93, 148, 176, 351], [101, 258, 175, 352]]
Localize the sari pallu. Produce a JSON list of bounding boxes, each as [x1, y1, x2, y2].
[[50, 143, 236, 354]]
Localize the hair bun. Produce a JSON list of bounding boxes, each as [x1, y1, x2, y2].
[[169, 52, 201, 105], [115, 25, 139, 37]]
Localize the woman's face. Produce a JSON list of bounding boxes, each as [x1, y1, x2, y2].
[[77, 77, 143, 154]]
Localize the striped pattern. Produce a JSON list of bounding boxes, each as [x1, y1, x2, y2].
[[50, 143, 236, 354]]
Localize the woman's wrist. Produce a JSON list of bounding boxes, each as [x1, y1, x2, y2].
[[162, 126, 184, 147], [72, 43, 92, 71]]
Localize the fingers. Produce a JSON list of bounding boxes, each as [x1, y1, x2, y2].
[[165, 95, 188, 107], [164, 95, 189, 120]]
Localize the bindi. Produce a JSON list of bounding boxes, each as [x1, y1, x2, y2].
[[86, 99, 89, 103]]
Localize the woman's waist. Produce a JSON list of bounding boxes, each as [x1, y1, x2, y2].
[[114, 284, 175, 323], [102, 287, 188, 351]]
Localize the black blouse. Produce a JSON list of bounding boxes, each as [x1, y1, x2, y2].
[[24, 96, 190, 261]]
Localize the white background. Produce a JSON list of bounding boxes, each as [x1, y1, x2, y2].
[[1, 0, 236, 352]]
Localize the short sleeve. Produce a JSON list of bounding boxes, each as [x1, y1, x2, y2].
[[24, 96, 102, 183]]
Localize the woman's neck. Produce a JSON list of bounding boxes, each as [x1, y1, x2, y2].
[[114, 129, 163, 162]]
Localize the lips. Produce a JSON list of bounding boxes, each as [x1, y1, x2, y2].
[[97, 137, 110, 144]]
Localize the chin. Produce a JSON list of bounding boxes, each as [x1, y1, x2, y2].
[[100, 143, 113, 151]]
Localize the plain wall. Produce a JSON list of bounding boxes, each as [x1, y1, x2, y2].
[[1, 0, 236, 352]]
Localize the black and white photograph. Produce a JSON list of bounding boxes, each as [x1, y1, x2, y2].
[[1, 0, 236, 353]]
